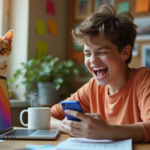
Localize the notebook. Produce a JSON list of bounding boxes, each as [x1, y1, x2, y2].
[[0, 75, 59, 139]]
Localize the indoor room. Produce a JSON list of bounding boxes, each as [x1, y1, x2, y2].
[[0, 0, 150, 149]]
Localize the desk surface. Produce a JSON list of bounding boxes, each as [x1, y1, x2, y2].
[[1, 131, 150, 150], [1, 132, 69, 150]]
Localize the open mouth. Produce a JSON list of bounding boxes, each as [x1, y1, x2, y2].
[[93, 66, 108, 79]]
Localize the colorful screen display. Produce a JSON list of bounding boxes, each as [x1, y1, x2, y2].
[[0, 77, 13, 131]]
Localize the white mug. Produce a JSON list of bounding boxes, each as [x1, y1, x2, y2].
[[20, 107, 50, 129]]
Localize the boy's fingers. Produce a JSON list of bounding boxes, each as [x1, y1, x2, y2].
[[62, 118, 81, 128], [86, 113, 100, 117], [61, 123, 83, 136], [86, 113, 101, 120], [65, 109, 86, 121]]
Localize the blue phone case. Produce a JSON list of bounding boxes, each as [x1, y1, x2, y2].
[[61, 101, 83, 121]]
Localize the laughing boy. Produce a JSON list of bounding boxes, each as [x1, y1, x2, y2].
[[50, 5, 150, 143]]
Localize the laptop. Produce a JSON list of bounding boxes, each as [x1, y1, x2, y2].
[[0, 75, 59, 139]]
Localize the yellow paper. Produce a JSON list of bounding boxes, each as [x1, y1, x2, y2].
[[48, 20, 58, 34], [135, 0, 149, 13], [37, 41, 48, 59], [36, 20, 46, 35]]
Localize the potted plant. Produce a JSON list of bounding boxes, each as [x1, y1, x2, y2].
[[9, 55, 80, 105]]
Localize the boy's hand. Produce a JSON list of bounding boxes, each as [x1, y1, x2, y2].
[[61, 110, 112, 139], [85, 113, 101, 119]]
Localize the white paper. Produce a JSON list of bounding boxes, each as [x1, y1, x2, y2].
[[66, 138, 113, 143], [26, 144, 56, 150], [0, 139, 5, 143], [55, 138, 132, 150]]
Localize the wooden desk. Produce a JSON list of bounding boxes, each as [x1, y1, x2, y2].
[[1, 133, 70, 150], [1, 132, 150, 150]]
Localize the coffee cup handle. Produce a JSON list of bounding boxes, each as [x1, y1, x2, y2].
[[20, 109, 28, 127]]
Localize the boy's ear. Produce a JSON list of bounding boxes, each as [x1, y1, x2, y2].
[[4, 30, 13, 44], [121, 45, 131, 61]]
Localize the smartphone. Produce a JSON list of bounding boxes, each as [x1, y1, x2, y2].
[[61, 101, 83, 121]]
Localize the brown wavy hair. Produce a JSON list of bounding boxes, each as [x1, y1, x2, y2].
[[72, 5, 137, 64]]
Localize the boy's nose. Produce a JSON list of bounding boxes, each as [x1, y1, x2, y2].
[[90, 56, 100, 63]]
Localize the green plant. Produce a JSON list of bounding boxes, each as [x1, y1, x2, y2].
[[9, 55, 80, 97]]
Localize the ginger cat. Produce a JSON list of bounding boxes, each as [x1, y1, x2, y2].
[[0, 30, 13, 76]]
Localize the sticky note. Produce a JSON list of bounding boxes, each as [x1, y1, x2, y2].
[[46, 0, 55, 15], [72, 52, 84, 64], [36, 20, 46, 35], [37, 41, 48, 59], [48, 20, 58, 34], [135, 0, 149, 13], [73, 24, 84, 50], [118, 2, 130, 13]]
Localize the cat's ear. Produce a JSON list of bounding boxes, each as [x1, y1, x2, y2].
[[4, 30, 13, 44]]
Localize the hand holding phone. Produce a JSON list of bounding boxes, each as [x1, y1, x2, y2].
[[61, 101, 83, 121]]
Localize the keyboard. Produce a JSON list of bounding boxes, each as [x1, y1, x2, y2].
[[1, 129, 36, 137]]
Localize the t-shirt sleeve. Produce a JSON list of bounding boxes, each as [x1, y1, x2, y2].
[[50, 78, 94, 120], [136, 68, 150, 142]]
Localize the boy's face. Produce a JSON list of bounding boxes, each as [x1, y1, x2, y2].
[[84, 35, 126, 86]]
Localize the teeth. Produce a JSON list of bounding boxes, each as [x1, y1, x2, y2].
[[93, 67, 107, 71], [97, 74, 106, 78]]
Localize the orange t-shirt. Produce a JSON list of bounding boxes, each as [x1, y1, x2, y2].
[[51, 67, 150, 142]]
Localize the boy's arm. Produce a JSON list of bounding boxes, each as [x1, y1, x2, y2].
[[85, 113, 145, 142], [50, 116, 67, 133], [110, 124, 145, 142], [50, 111, 145, 142]]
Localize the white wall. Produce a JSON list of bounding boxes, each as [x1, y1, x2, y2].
[[7, 0, 29, 100], [2, 0, 68, 100], [28, 0, 68, 61]]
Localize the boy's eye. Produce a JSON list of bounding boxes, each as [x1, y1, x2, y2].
[[98, 52, 107, 54], [84, 53, 91, 57]]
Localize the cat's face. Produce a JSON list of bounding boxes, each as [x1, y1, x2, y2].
[[0, 30, 13, 59]]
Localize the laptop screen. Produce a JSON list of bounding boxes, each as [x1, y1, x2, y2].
[[0, 76, 13, 132]]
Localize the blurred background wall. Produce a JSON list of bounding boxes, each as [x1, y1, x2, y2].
[[1, 0, 150, 100], [2, 0, 68, 99]]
